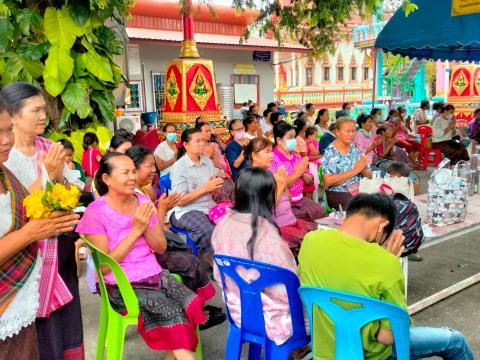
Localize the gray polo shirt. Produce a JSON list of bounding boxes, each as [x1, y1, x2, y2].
[[169, 154, 216, 220]]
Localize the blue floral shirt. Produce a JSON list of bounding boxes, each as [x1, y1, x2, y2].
[[322, 142, 364, 192]]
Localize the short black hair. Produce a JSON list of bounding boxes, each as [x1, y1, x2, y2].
[[0, 82, 42, 115], [58, 138, 74, 151], [181, 127, 201, 144], [386, 161, 411, 177], [306, 103, 314, 111], [420, 100, 430, 109], [263, 109, 272, 118], [109, 134, 132, 151], [267, 102, 277, 110], [273, 121, 294, 144], [305, 127, 317, 138], [347, 193, 397, 239], [370, 108, 381, 117], [293, 118, 306, 136], [195, 121, 209, 130], [432, 102, 444, 112], [342, 102, 351, 110], [126, 145, 153, 169], [163, 123, 177, 132], [228, 119, 243, 132], [357, 114, 371, 129]]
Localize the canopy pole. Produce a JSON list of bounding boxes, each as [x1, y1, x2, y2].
[[372, 47, 378, 110]]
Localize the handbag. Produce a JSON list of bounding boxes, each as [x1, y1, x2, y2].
[[427, 159, 468, 226], [359, 171, 414, 200]]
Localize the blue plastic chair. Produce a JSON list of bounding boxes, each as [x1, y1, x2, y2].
[[214, 255, 310, 360], [298, 286, 410, 360], [158, 174, 172, 194], [158, 173, 199, 256]]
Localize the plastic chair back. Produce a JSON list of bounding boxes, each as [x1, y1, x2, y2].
[[84, 237, 139, 360], [214, 255, 309, 359], [159, 174, 172, 193], [299, 286, 410, 360]]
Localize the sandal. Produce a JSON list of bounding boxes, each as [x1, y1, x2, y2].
[[199, 305, 226, 331]]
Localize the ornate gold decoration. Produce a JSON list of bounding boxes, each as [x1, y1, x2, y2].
[[188, 68, 212, 110], [475, 72, 480, 95], [162, 110, 221, 122], [180, 39, 200, 58], [165, 71, 180, 109], [453, 70, 469, 96]]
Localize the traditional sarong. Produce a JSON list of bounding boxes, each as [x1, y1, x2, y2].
[[291, 197, 326, 222], [106, 270, 206, 351]]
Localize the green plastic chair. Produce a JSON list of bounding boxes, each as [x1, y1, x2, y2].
[[84, 237, 203, 360], [318, 166, 333, 215]]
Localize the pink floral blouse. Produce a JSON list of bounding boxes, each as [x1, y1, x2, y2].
[[212, 209, 298, 345], [76, 193, 161, 285], [270, 147, 304, 202]]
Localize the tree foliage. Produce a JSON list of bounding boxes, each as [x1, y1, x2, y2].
[[0, 0, 134, 130], [227, 0, 417, 55]]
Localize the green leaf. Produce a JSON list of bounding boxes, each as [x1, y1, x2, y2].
[[309, 15, 319, 28], [73, 53, 87, 77], [44, 45, 74, 96], [16, 9, 34, 35], [0, 18, 11, 52], [81, 49, 113, 82], [44, 6, 85, 48], [91, 90, 115, 123], [69, 0, 91, 26], [61, 79, 92, 119], [46, 181, 53, 192], [96, 26, 124, 55], [59, 108, 71, 129], [17, 41, 50, 61], [21, 58, 44, 78]]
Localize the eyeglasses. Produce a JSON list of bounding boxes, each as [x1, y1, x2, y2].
[[232, 126, 245, 132]]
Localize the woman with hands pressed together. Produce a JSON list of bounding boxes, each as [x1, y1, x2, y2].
[[322, 117, 372, 211], [0, 94, 80, 358], [76, 153, 205, 359], [270, 121, 325, 222], [1, 82, 85, 359], [225, 119, 250, 182], [126, 145, 225, 331]]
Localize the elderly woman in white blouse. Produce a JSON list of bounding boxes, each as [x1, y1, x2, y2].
[[0, 94, 79, 358]]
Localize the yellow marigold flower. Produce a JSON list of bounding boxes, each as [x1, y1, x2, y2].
[[23, 190, 51, 219], [51, 183, 80, 210]]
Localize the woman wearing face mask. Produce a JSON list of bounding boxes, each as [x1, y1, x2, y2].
[[245, 138, 317, 256], [225, 119, 249, 182], [432, 104, 469, 165], [154, 123, 178, 176], [370, 108, 383, 136], [270, 121, 325, 222], [386, 109, 420, 165]]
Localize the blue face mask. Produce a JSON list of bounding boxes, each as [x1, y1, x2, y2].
[[166, 133, 177, 142], [285, 138, 297, 151]]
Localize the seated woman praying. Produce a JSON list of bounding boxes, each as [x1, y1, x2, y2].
[[432, 104, 469, 165], [270, 121, 325, 222], [212, 167, 305, 345], [125, 145, 226, 330], [76, 153, 205, 359], [322, 117, 372, 211], [245, 138, 317, 256]]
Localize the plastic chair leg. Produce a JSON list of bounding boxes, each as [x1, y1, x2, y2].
[[195, 327, 203, 360], [248, 343, 262, 360], [106, 317, 128, 360], [225, 329, 243, 360], [96, 306, 108, 360], [264, 343, 291, 360]]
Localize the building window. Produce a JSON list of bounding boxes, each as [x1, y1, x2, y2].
[[230, 74, 260, 105], [363, 67, 369, 80], [323, 67, 330, 81], [351, 67, 357, 81], [337, 67, 344, 81], [305, 67, 313, 86]]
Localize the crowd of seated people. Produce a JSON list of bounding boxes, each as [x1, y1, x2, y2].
[[1, 81, 476, 360]]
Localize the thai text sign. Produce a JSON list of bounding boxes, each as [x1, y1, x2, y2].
[[452, 0, 480, 16]]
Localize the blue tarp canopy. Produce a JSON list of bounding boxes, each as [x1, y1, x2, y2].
[[375, 0, 480, 61]]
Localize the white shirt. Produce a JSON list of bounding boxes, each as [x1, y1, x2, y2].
[[260, 118, 273, 135], [245, 132, 257, 140], [154, 141, 175, 175], [0, 192, 41, 340], [306, 115, 316, 128], [432, 116, 453, 143]]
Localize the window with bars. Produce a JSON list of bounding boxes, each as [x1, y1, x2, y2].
[[305, 67, 313, 86], [337, 66, 344, 81], [363, 67, 369, 80], [351, 67, 357, 81], [323, 67, 330, 81]]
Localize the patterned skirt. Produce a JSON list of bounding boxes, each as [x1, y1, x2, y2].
[[106, 270, 206, 351]]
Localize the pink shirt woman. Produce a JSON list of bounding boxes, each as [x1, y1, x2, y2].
[[270, 147, 304, 202], [76, 193, 160, 284]]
